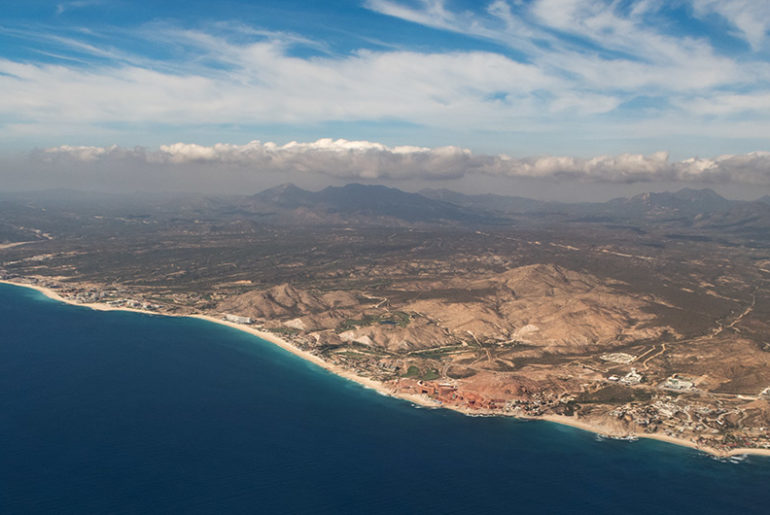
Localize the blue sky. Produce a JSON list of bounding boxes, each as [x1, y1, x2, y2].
[[3, 0, 770, 194]]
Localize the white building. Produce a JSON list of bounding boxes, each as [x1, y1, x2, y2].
[[225, 314, 253, 324], [620, 368, 643, 385], [661, 375, 695, 391]]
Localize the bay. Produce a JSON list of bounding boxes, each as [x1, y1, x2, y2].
[[1, 282, 769, 514]]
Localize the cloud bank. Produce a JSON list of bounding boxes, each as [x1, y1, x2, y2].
[[36, 139, 770, 185]]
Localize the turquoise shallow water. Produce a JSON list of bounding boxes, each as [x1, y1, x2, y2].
[[1, 282, 769, 514]]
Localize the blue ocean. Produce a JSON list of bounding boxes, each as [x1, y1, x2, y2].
[[2, 282, 769, 514]]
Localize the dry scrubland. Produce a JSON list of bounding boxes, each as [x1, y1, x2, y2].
[[2, 185, 770, 455]]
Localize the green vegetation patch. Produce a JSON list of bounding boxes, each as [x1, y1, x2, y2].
[[387, 311, 411, 327], [576, 385, 653, 404], [409, 345, 465, 359], [446, 366, 477, 379], [334, 351, 371, 361], [336, 311, 411, 333], [348, 342, 389, 355], [422, 368, 440, 381], [402, 365, 440, 381], [404, 365, 421, 378]]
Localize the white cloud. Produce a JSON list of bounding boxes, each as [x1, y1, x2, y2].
[[37, 140, 475, 180], [675, 92, 770, 116], [3, 3, 770, 151], [35, 140, 770, 185], [691, 0, 770, 50], [0, 43, 556, 129], [367, 0, 770, 94], [56, 0, 107, 15]]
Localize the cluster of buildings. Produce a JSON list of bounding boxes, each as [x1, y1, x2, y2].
[[396, 378, 576, 416], [409, 379, 459, 404], [607, 397, 770, 450], [607, 368, 644, 385], [51, 285, 165, 313], [660, 375, 695, 391], [106, 298, 163, 311], [58, 286, 164, 312], [607, 370, 698, 393], [72, 289, 109, 303], [503, 397, 576, 417]]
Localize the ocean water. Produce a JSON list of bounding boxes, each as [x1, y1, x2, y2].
[[1, 283, 769, 514]]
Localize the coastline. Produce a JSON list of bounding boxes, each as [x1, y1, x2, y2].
[[2, 278, 768, 460], [0, 279, 444, 412], [191, 314, 443, 411]]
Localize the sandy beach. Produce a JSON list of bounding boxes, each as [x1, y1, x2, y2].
[[0, 279, 442, 411], [192, 313, 443, 410], [2, 278, 768, 459], [536, 414, 768, 458]]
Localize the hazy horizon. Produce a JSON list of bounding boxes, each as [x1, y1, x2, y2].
[[1, 175, 768, 204]]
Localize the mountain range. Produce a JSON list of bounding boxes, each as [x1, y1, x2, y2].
[[238, 183, 770, 235], [3, 184, 769, 241]]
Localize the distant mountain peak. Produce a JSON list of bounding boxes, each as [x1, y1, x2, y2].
[[244, 182, 484, 224], [257, 183, 305, 195], [621, 188, 731, 214], [323, 183, 400, 194], [251, 183, 313, 207], [671, 188, 725, 202], [419, 187, 549, 214]]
